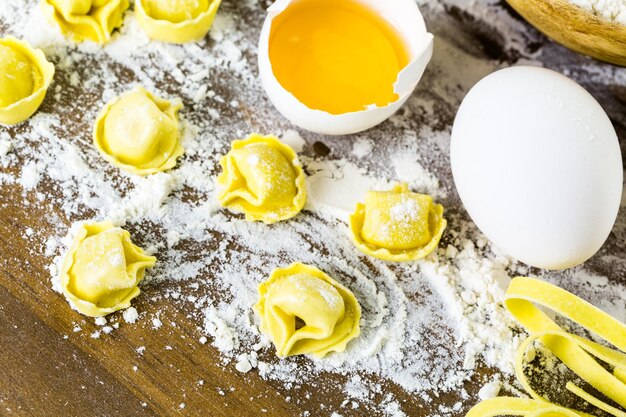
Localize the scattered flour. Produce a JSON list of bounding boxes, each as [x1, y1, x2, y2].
[[351, 138, 373, 159], [18, 162, 41, 190], [0, 137, 13, 157], [123, 307, 139, 324], [281, 129, 306, 152], [478, 380, 502, 400], [1, 0, 625, 416], [235, 355, 253, 373], [390, 147, 442, 199], [305, 159, 391, 218]]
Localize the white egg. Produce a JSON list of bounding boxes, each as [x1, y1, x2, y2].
[[257, 0, 433, 136], [451, 66, 622, 270]]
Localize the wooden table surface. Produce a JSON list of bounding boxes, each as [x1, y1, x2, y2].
[[1, 1, 626, 416]]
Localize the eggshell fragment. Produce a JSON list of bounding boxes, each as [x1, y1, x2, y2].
[[258, 0, 434, 136], [451, 66, 623, 270]]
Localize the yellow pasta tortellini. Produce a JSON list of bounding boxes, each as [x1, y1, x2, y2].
[[255, 263, 361, 358], [93, 87, 184, 176], [135, 0, 222, 43], [40, 0, 129, 43], [0, 37, 55, 125], [350, 183, 446, 262], [218, 134, 307, 224], [61, 221, 156, 317]]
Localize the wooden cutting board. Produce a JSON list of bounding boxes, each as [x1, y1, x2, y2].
[[1, 1, 625, 416]]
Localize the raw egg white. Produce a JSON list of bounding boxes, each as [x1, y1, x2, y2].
[[451, 66, 622, 270], [258, 0, 434, 136]]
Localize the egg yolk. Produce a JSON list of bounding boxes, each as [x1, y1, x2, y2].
[[268, 0, 410, 115], [0, 44, 36, 108]]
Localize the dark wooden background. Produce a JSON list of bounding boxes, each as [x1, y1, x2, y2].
[[1, 0, 626, 416]]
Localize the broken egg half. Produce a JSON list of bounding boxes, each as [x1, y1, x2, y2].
[[258, 0, 433, 135]]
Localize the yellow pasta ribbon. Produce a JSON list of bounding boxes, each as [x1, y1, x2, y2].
[[467, 397, 583, 417], [467, 277, 626, 417]]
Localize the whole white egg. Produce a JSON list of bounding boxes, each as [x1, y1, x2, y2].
[[450, 66, 622, 270]]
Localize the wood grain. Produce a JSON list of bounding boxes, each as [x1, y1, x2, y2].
[[0, 192, 490, 416], [0, 190, 304, 416], [506, 0, 626, 66], [1, 1, 626, 416]]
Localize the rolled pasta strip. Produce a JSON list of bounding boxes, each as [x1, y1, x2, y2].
[[466, 397, 585, 417], [466, 277, 626, 417], [506, 277, 626, 412]]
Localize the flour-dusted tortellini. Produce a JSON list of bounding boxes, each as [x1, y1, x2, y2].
[[350, 183, 446, 262], [218, 134, 307, 224], [61, 221, 156, 317], [93, 87, 184, 176], [0, 37, 55, 125], [40, 0, 129, 43], [255, 263, 361, 358], [135, 0, 222, 43]]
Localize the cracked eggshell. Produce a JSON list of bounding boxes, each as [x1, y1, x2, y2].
[[258, 0, 434, 136]]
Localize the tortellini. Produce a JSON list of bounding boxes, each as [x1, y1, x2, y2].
[[135, 0, 222, 43], [255, 263, 361, 358], [93, 87, 184, 176], [0, 37, 55, 125], [61, 221, 156, 317], [40, 0, 129, 43], [350, 183, 447, 262], [218, 134, 307, 224]]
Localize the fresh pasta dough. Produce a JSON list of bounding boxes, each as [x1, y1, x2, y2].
[[0, 37, 55, 125], [40, 0, 129, 43], [135, 0, 222, 43], [350, 183, 446, 261], [466, 397, 581, 417], [218, 134, 306, 223], [0, 46, 33, 108], [61, 222, 156, 317], [467, 277, 626, 417], [93, 87, 184, 176], [255, 263, 361, 358], [143, 0, 208, 21]]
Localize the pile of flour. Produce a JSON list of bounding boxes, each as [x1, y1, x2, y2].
[[568, 0, 626, 25]]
